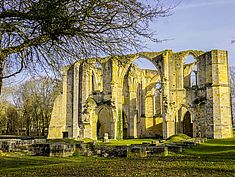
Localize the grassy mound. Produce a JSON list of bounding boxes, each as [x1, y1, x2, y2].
[[166, 134, 191, 142]]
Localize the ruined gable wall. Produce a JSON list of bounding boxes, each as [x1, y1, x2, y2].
[[48, 66, 72, 139], [48, 50, 233, 140]]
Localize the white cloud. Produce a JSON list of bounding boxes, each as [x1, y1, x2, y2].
[[176, 0, 235, 10]]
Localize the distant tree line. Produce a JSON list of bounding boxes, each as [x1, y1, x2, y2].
[[0, 77, 61, 136]]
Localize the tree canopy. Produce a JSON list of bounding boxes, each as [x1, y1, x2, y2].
[[0, 0, 172, 93]]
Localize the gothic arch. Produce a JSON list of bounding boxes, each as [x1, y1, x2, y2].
[[176, 104, 194, 137], [178, 104, 192, 120], [182, 111, 193, 137], [184, 55, 196, 65], [185, 50, 204, 58], [181, 50, 204, 64], [120, 53, 162, 83], [96, 105, 113, 139]]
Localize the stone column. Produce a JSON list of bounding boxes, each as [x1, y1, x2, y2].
[[109, 60, 123, 139], [79, 62, 93, 139], [210, 50, 233, 138], [72, 62, 80, 139], [65, 67, 74, 138], [129, 87, 137, 138], [162, 50, 176, 139], [163, 120, 175, 138]]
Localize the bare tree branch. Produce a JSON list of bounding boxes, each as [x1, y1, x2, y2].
[[0, 0, 175, 93]]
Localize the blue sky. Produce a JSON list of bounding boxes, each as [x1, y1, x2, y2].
[[140, 0, 235, 66]]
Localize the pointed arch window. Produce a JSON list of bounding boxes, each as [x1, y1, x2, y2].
[[191, 65, 198, 87]]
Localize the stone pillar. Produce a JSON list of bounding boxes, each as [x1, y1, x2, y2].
[[211, 50, 233, 138], [117, 86, 124, 139], [162, 50, 175, 139], [196, 52, 214, 138], [91, 111, 98, 140], [72, 62, 80, 139], [109, 60, 123, 139], [65, 67, 74, 138], [163, 120, 175, 139], [79, 62, 93, 138], [129, 88, 137, 138], [111, 109, 117, 139]]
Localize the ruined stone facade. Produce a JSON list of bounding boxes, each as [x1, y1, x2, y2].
[[48, 50, 233, 140]]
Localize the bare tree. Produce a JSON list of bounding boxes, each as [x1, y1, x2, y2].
[[0, 100, 20, 135], [0, 100, 8, 134], [0, 0, 173, 93], [13, 77, 61, 136]]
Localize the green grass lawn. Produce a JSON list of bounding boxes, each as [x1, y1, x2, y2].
[[184, 137, 235, 157], [47, 138, 156, 146], [98, 138, 156, 146], [1, 135, 235, 177]]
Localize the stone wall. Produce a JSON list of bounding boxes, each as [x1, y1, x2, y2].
[[48, 50, 233, 140]]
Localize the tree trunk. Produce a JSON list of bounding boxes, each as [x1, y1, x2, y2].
[[0, 54, 4, 95], [0, 31, 3, 94], [26, 116, 30, 136], [42, 112, 45, 136], [36, 113, 39, 136]]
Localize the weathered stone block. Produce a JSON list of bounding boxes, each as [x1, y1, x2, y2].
[[128, 146, 147, 158], [166, 145, 183, 153], [147, 146, 168, 156]]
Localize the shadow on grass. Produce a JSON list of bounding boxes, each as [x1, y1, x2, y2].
[[0, 156, 65, 170], [0, 155, 235, 176]]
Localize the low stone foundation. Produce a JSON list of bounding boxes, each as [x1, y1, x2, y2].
[[29, 144, 50, 156], [29, 143, 75, 157], [0, 136, 46, 152], [91, 138, 207, 158], [1, 137, 207, 158]]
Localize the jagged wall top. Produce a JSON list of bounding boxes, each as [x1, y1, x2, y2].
[[69, 50, 206, 67]]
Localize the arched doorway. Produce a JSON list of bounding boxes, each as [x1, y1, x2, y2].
[[97, 107, 112, 139], [183, 111, 193, 137]]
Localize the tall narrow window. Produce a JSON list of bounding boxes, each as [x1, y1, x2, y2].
[[191, 65, 197, 87], [92, 72, 96, 92]]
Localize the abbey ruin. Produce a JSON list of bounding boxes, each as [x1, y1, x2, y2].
[[48, 50, 233, 140]]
